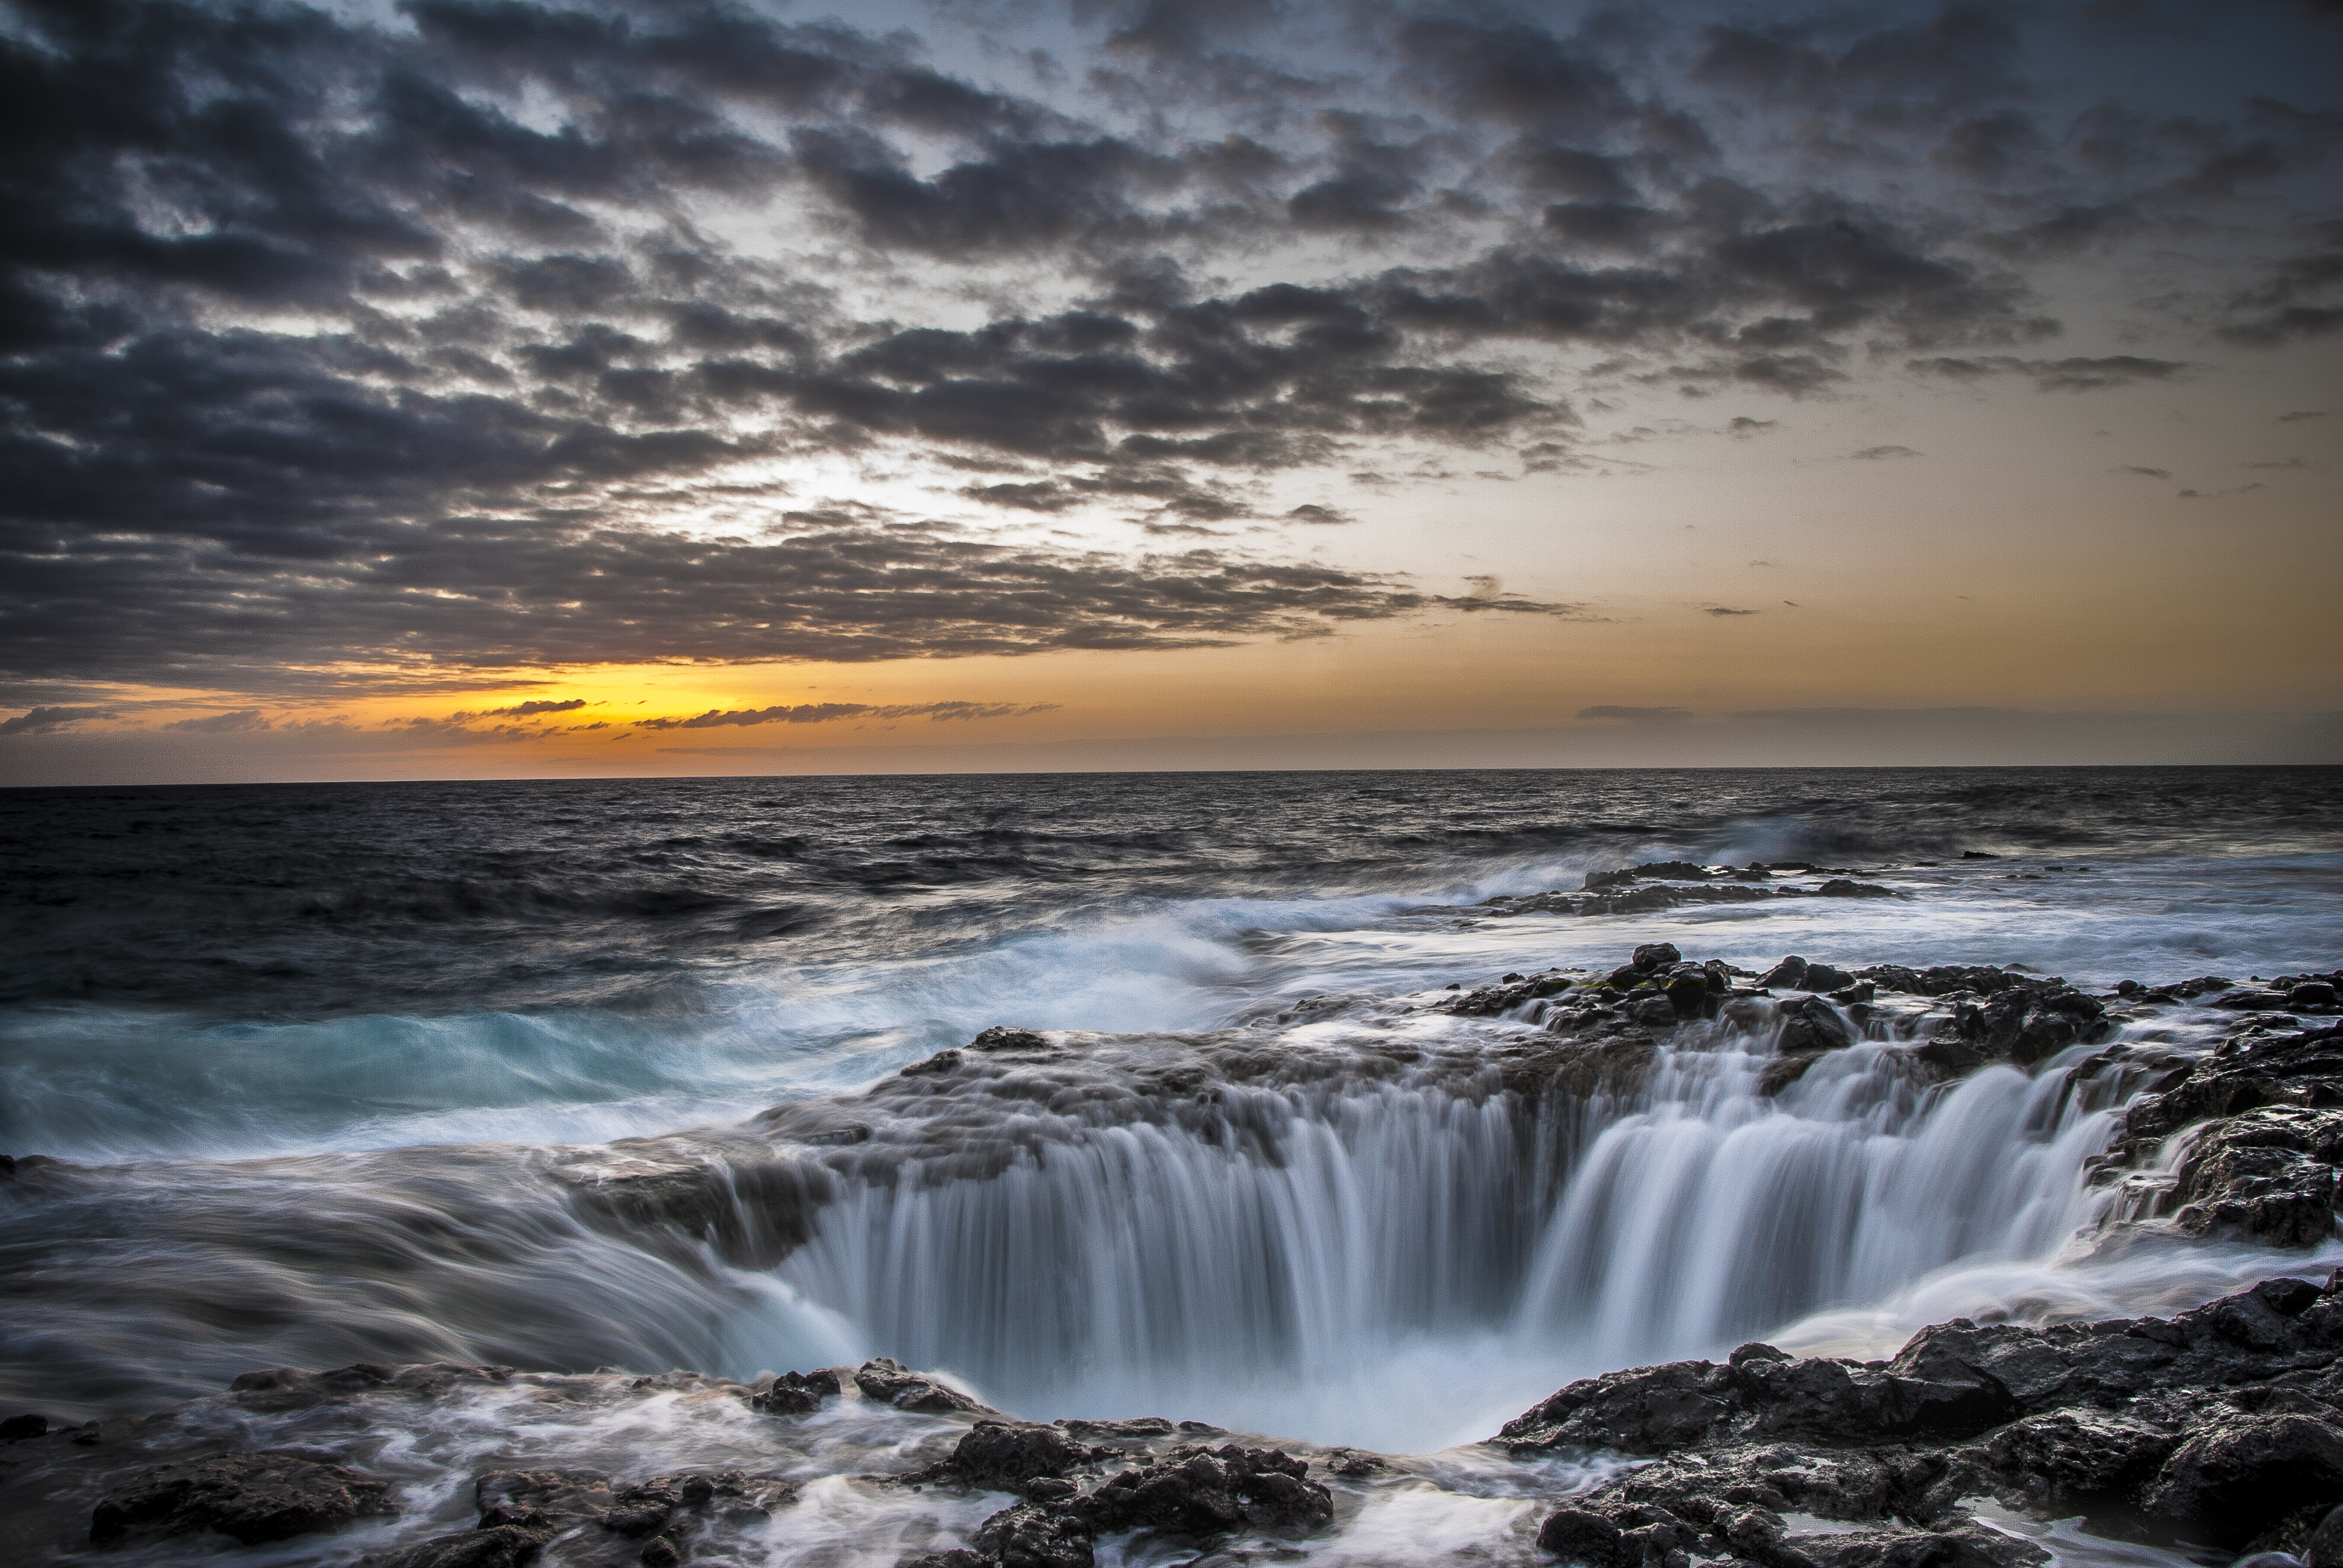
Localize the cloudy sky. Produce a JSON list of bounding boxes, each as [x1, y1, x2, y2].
[[2, 0, 2336, 782]]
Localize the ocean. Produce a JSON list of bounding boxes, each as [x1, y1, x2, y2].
[[2, 766, 2338, 1561]]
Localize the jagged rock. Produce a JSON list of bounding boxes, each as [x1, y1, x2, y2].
[[1077, 1443, 1332, 1535], [911, 1420, 1112, 1495], [2168, 1106, 2343, 1246], [971, 1502, 1095, 1567], [90, 1452, 396, 1546], [1775, 994, 1855, 1056], [969, 1028, 1048, 1053], [857, 1357, 992, 1414], [1448, 970, 1573, 1015], [750, 1368, 842, 1416], [1500, 1276, 2343, 1561], [2137, 1413, 2343, 1548]]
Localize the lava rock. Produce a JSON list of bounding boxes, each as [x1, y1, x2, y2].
[[1078, 1443, 1332, 1536], [1775, 994, 1856, 1057], [971, 1502, 1095, 1567], [2167, 1105, 2343, 1247], [920, 1420, 1112, 1494], [968, 1027, 1048, 1053], [1815, 878, 1899, 899], [750, 1368, 842, 1416], [1500, 1275, 2343, 1562], [2137, 1413, 2343, 1548], [856, 1357, 993, 1414], [90, 1452, 396, 1546]]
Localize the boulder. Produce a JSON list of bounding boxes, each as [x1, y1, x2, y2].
[[749, 1368, 841, 1416], [1631, 942, 1682, 971], [917, 1420, 1112, 1495], [2137, 1413, 2343, 1548], [856, 1357, 992, 1414], [90, 1453, 396, 1546], [968, 1028, 1048, 1053]]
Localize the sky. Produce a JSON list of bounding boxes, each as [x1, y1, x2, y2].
[[1, 0, 2338, 783]]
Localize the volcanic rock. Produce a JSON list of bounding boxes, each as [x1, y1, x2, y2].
[[90, 1452, 396, 1546], [1498, 1275, 2343, 1559], [856, 1357, 993, 1414]]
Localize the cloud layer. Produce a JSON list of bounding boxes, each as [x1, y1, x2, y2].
[[2, 0, 2335, 697]]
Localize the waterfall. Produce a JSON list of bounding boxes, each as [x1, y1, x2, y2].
[[765, 1003, 2150, 1448]]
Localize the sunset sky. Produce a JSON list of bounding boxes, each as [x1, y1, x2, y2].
[[2, 0, 2337, 783]]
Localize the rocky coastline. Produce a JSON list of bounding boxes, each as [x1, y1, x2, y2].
[[5, 897, 2341, 1568]]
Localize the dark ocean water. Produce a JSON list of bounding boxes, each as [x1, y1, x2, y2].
[[1, 766, 2338, 1475], [7, 766, 2335, 1021]]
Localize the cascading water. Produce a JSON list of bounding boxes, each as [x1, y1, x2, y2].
[[747, 998, 2168, 1449]]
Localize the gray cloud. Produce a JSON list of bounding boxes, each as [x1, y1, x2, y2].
[[1906, 354, 2192, 391], [1850, 444, 1922, 459], [0, 705, 117, 736], [161, 708, 271, 732]]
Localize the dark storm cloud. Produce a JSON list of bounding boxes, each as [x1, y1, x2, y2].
[[0, 0, 2330, 694]]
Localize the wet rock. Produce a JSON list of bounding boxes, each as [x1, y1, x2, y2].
[[1776, 994, 1855, 1057], [971, 1502, 1095, 1567], [1632, 942, 1682, 971], [90, 1452, 396, 1546], [1814, 879, 1899, 899], [857, 1357, 994, 1414], [750, 1368, 842, 1416], [1630, 993, 1678, 1027], [1970, 1409, 2177, 1507], [969, 1027, 1048, 1053], [914, 1420, 1112, 1495], [1078, 1443, 1333, 1536], [1800, 962, 1855, 993], [229, 1361, 514, 1412], [476, 1468, 618, 1527], [2168, 1106, 2343, 1247], [0, 1413, 47, 1440], [1501, 1276, 2343, 1561], [371, 1525, 551, 1568], [1760, 956, 1809, 989], [1448, 970, 1574, 1015], [2293, 982, 2341, 1009], [2137, 1413, 2343, 1548]]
